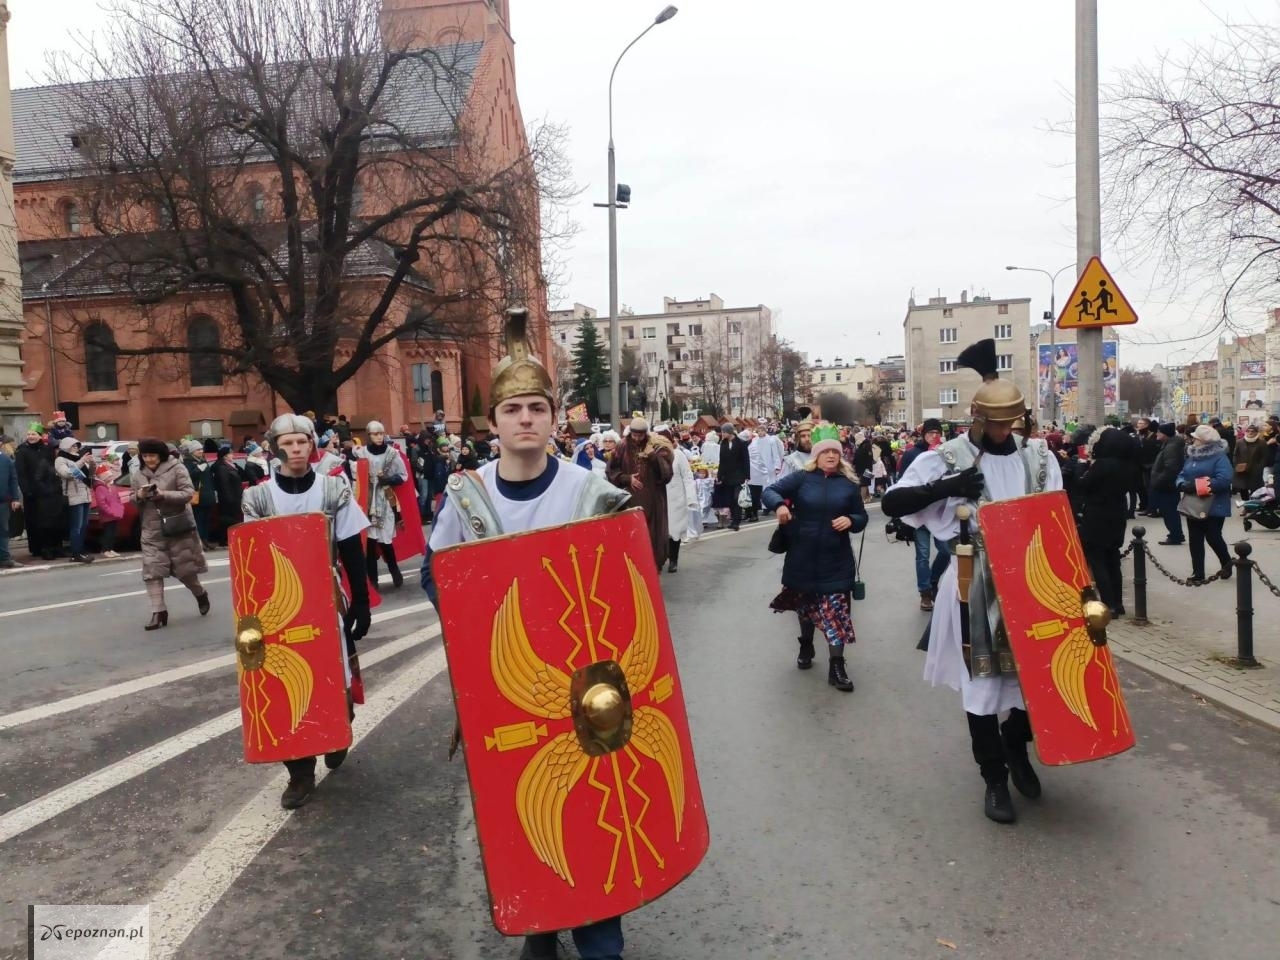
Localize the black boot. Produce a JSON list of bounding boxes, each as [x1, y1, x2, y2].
[[827, 651, 853, 691], [984, 780, 1017, 824], [1001, 708, 1041, 799], [667, 539, 680, 573], [365, 542, 380, 589], [144, 610, 168, 631], [796, 637, 815, 669], [382, 544, 403, 589]]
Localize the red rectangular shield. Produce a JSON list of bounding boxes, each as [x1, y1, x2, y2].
[[432, 510, 710, 934], [391, 450, 427, 562], [229, 513, 351, 763], [978, 491, 1135, 765]]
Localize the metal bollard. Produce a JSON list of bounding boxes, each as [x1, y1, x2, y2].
[[1234, 542, 1257, 667], [1130, 526, 1149, 625]]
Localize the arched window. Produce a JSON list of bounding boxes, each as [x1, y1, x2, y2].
[[248, 183, 266, 222], [84, 323, 118, 392], [188, 316, 223, 387], [64, 201, 82, 236]]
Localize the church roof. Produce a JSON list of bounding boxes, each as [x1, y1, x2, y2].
[[12, 41, 484, 184]]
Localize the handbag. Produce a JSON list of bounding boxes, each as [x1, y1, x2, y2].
[[160, 509, 197, 538], [1176, 493, 1213, 520], [851, 526, 867, 601]]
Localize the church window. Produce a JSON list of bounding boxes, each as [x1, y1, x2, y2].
[[188, 316, 223, 387], [84, 323, 118, 392]]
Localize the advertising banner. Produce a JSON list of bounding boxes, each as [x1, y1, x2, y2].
[[1037, 341, 1118, 422]]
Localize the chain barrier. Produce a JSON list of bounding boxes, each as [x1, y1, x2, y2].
[[1254, 561, 1280, 600], [1118, 542, 1135, 560], [1138, 541, 1224, 587]]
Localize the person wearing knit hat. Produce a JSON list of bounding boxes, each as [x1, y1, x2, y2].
[[607, 408, 675, 567], [713, 419, 751, 529], [762, 422, 867, 686], [354, 419, 410, 589], [1176, 421, 1234, 584], [1148, 421, 1188, 546], [239, 412, 373, 809], [53, 437, 95, 563], [882, 338, 1062, 825], [420, 307, 633, 960]]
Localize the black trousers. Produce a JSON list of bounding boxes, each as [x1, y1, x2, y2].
[[667, 538, 681, 568], [747, 484, 763, 520], [1187, 516, 1231, 579], [366, 539, 402, 584], [1084, 543, 1123, 612], [966, 708, 1032, 785]]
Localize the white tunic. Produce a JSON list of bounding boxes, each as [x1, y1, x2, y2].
[[699, 437, 721, 468], [748, 434, 784, 487], [427, 457, 598, 549], [666, 446, 699, 543], [891, 439, 1063, 715], [355, 445, 408, 544]]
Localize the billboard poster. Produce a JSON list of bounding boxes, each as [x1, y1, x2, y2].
[[1037, 341, 1119, 422], [1237, 388, 1269, 427], [1239, 360, 1266, 380]]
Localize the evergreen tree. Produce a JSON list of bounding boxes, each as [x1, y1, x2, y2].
[[660, 397, 671, 422], [571, 319, 610, 417]]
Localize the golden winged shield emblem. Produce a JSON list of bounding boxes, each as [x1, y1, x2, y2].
[[229, 513, 351, 764], [431, 510, 709, 934], [977, 492, 1135, 765]]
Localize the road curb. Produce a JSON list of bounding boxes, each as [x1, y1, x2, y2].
[[0, 552, 138, 577], [1109, 642, 1280, 733]]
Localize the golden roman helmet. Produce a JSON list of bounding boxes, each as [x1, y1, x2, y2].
[[489, 306, 555, 409], [957, 338, 1028, 424]]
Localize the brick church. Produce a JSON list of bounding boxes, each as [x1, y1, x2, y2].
[[14, 0, 549, 443]]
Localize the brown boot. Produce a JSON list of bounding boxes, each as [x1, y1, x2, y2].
[[920, 590, 934, 612]]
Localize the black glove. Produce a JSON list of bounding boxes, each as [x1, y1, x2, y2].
[[344, 600, 371, 645], [1177, 482, 1195, 495], [933, 466, 986, 501]]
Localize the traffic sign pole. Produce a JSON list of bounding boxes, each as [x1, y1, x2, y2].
[[1075, 0, 1104, 426]]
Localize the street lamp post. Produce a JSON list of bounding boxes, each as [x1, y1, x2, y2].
[[605, 5, 678, 431], [1005, 263, 1074, 426]]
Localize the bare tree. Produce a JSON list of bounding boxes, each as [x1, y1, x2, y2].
[[1103, 15, 1280, 335], [41, 0, 572, 414], [1118, 367, 1161, 416], [857, 385, 892, 424], [748, 335, 804, 419]]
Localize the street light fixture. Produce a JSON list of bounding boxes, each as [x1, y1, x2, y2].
[[604, 6, 678, 430], [1005, 262, 1074, 425]]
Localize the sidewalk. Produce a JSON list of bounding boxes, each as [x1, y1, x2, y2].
[[1110, 511, 1280, 731]]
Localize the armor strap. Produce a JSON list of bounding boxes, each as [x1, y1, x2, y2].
[[444, 470, 503, 540]]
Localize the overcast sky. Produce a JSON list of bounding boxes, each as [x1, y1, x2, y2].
[[9, 0, 1273, 370]]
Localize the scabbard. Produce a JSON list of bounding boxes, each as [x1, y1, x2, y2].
[[955, 544, 975, 677]]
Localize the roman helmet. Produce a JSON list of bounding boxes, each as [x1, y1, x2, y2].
[[489, 306, 555, 409], [957, 338, 1028, 426]]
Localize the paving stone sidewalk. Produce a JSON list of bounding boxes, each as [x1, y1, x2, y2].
[[1110, 512, 1280, 731]]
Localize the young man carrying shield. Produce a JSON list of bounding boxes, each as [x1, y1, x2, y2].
[[422, 308, 643, 960]]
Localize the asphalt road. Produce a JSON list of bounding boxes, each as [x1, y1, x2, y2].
[[0, 514, 1277, 960]]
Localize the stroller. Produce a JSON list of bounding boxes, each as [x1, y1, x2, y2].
[[1240, 483, 1279, 531]]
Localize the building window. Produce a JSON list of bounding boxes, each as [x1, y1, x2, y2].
[[248, 184, 266, 222], [642, 327, 656, 339], [997, 353, 1013, 372], [730, 346, 741, 360], [558, 332, 567, 342], [64, 202, 82, 236], [410, 363, 433, 405], [689, 349, 702, 361], [939, 327, 957, 344], [835, 372, 842, 382], [820, 373, 827, 383], [188, 316, 223, 387], [943, 308, 954, 318], [897, 386, 907, 401], [939, 387, 958, 405], [622, 326, 634, 339], [727, 321, 742, 334], [689, 323, 702, 336], [84, 322, 118, 392], [998, 303, 1009, 315], [643, 352, 658, 364], [995, 323, 1012, 340], [939, 358, 956, 373]]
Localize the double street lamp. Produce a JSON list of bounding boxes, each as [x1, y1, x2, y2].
[[604, 5, 678, 429], [1005, 262, 1075, 425]]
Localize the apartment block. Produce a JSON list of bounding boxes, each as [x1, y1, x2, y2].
[[903, 291, 1032, 425]]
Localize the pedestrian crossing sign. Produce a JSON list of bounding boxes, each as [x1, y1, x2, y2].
[[1056, 257, 1138, 329]]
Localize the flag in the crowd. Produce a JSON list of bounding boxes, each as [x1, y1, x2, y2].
[[567, 402, 590, 423]]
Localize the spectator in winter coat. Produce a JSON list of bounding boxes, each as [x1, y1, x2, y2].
[[1075, 428, 1132, 616], [15, 425, 63, 560], [1176, 424, 1234, 584], [53, 437, 95, 563], [1233, 424, 1268, 496], [0, 442, 20, 568], [1148, 423, 1186, 545], [211, 445, 245, 543]]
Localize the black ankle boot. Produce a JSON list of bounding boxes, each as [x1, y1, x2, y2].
[[196, 591, 211, 616], [827, 653, 853, 691], [796, 636, 815, 670], [984, 780, 1016, 823], [145, 611, 169, 631], [1000, 710, 1041, 799]]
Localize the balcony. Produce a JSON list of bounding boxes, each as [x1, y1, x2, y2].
[[666, 334, 686, 346]]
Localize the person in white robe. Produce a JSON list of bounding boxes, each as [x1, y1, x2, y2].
[[355, 420, 409, 588], [657, 425, 699, 571], [883, 338, 1061, 826]]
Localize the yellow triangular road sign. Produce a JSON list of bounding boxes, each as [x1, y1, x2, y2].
[[1056, 257, 1138, 329]]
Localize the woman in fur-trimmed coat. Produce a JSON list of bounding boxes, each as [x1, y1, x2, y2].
[[132, 439, 210, 631]]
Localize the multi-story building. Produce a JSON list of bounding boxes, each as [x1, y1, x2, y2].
[[550, 293, 776, 418], [1218, 333, 1268, 425], [1185, 360, 1219, 420], [806, 357, 877, 403], [903, 291, 1032, 425], [874, 356, 908, 424], [1269, 309, 1280, 417]]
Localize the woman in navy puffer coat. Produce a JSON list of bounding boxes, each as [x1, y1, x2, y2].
[[763, 430, 867, 691], [1175, 424, 1234, 584]]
